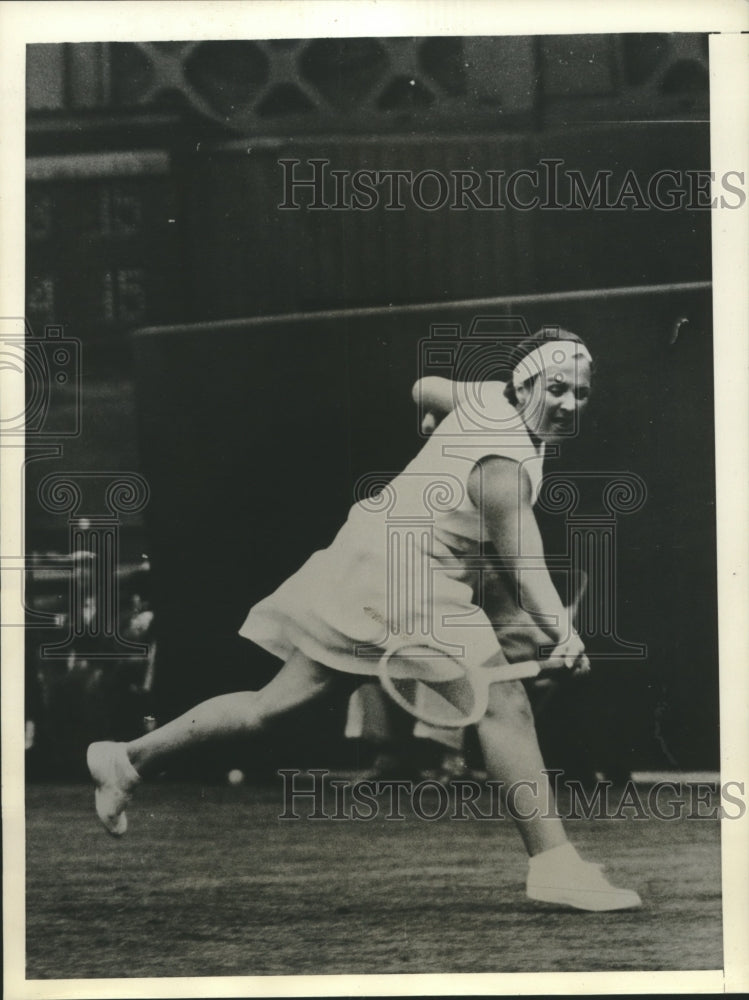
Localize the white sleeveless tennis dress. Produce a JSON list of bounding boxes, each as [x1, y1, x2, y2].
[[240, 384, 546, 676]]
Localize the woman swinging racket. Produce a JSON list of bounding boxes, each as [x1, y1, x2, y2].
[[88, 327, 641, 911]]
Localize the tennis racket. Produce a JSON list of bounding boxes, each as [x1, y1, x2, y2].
[[378, 572, 588, 729], [378, 645, 569, 729]]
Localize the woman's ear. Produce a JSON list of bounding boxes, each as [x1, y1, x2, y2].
[[513, 384, 528, 409]]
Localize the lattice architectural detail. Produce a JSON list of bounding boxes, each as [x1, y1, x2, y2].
[[27, 35, 709, 131], [106, 37, 512, 129], [621, 33, 709, 93], [539, 33, 709, 122]]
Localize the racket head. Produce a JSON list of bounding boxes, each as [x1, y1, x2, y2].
[[377, 645, 488, 729]]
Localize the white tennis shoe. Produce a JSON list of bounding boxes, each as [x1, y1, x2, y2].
[[86, 741, 141, 836], [527, 844, 642, 911]]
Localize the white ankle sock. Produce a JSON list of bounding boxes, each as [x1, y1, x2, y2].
[[528, 842, 580, 871]]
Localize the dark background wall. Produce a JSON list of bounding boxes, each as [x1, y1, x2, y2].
[[24, 35, 717, 775]]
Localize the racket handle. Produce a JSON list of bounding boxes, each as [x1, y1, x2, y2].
[[485, 653, 569, 683], [494, 659, 542, 681]]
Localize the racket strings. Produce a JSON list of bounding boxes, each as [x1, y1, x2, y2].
[[382, 649, 479, 726]]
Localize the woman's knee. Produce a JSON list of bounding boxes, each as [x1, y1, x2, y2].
[[253, 652, 337, 727], [482, 679, 535, 728]]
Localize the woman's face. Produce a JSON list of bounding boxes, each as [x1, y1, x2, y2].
[[515, 355, 592, 444]]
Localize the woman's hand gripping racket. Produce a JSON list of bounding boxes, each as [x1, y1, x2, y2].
[[377, 572, 588, 729]]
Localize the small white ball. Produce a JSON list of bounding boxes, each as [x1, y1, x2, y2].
[[227, 768, 245, 786]]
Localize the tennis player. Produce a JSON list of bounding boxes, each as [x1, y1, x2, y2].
[[88, 327, 641, 911]]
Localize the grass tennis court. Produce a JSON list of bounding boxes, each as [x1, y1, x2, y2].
[[26, 780, 722, 979]]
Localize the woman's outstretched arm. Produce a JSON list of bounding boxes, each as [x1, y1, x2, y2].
[[467, 455, 587, 670]]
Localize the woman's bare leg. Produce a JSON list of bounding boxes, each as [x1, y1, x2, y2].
[[87, 650, 339, 834], [477, 679, 641, 909], [127, 650, 335, 774], [476, 679, 567, 857]]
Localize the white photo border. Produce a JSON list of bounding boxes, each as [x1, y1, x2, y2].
[[2, 2, 747, 997]]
